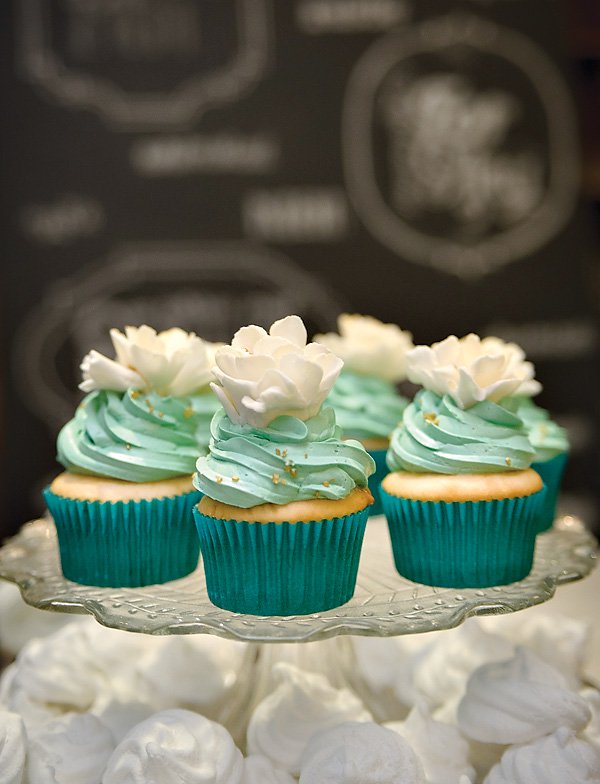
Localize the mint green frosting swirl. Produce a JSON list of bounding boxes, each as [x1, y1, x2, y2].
[[194, 406, 375, 508], [326, 370, 408, 441], [58, 389, 215, 482], [512, 396, 570, 462], [387, 389, 535, 474]]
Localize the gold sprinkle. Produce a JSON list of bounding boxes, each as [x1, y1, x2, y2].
[[216, 476, 223, 484], [232, 476, 240, 482], [290, 468, 297, 478], [275, 448, 281, 456], [125, 443, 131, 450], [282, 450, 288, 458], [131, 390, 140, 399], [272, 473, 281, 484], [183, 406, 194, 419], [158, 411, 164, 418], [424, 412, 439, 425], [505, 457, 512, 466], [304, 453, 308, 459], [323, 481, 330, 487]]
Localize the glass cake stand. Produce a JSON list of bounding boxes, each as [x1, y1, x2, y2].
[[0, 514, 596, 644]]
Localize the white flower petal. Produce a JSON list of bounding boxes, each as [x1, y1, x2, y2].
[[79, 350, 144, 393], [232, 325, 268, 352], [269, 315, 307, 347]]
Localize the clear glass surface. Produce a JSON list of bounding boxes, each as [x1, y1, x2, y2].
[[0, 514, 596, 643]]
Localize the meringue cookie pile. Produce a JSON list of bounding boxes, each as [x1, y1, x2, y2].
[[1, 611, 599, 783]]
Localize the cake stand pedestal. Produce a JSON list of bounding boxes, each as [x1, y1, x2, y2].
[[0, 514, 597, 727]]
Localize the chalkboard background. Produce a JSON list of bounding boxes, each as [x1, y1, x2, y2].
[[2, 0, 599, 537]]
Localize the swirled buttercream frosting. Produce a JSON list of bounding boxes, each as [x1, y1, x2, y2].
[[326, 370, 408, 441], [194, 407, 374, 508], [513, 396, 569, 462], [387, 390, 535, 474], [58, 389, 212, 482]]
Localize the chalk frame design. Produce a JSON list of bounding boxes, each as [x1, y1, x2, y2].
[[17, 0, 271, 131], [343, 13, 580, 280]]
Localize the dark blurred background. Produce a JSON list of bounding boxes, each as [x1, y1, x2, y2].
[[2, 0, 599, 538]]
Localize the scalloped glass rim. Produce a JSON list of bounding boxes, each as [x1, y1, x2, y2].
[[0, 514, 596, 643]]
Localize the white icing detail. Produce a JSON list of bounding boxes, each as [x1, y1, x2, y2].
[[28, 713, 114, 784], [407, 333, 540, 409], [246, 663, 372, 775], [483, 727, 600, 784], [299, 721, 425, 783], [0, 710, 27, 784], [80, 325, 221, 396], [103, 709, 244, 784], [457, 647, 591, 744], [212, 316, 343, 427], [385, 700, 475, 784], [314, 314, 413, 383], [242, 756, 296, 784]]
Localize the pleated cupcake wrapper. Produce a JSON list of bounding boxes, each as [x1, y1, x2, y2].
[[532, 452, 568, 532], [44, 488, 201, 588], [193, 508, 370, 616], [368, 449, 389, 517], [381, 486, 546, 589]]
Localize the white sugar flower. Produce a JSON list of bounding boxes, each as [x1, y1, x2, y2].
[[481, 336, 542, 398], [407, 333, 539, 409], [80, 325, 220, 397], [314, 314, 413, 383], [212, 315, 343, 428]]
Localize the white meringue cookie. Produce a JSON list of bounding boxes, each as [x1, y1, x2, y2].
[[28, 712, 115, 784], [385, 700, 475, 784], [582, 687, 600, 749], [412, 620, 514, 710], [91, 696, 155, 745], [0, 709, 27, 784], [0, 583, 73, 658], [299, 721, 425, 784], [246, 663, 372, 775], [103, 709, 244, 784], [242, 755, 296, 784], [352, 635, 431, 704], [481, 612, 590, 689], [458, 647, 591, 744], [141, 636, 247, 710], [483, 727, 600, 783]]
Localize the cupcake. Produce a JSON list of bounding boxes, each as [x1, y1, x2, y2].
[[314, 314, 413, 515], [44, 325, 221, 587], [381, 334, 546, 588], [193, 315, 375, 616]]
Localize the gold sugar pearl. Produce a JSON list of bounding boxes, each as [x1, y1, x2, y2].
[[323, 481, 330, 487], [424, 412, 439, 425], [505, 457, 512, 466], [216, 476, 223, 484], [275, 448, 281, 456], [232, 476, 240, 482], [131, 390, 140, 399], [272, 473, 281, 484], [183, 407, 194, 419]]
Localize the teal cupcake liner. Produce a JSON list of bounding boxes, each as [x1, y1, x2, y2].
[[368, 449, 389, 516], [44, 488, 201, 587], [193, 507, 369, 615], [381, 486, 546, 588], [532, 452, 568, 532]]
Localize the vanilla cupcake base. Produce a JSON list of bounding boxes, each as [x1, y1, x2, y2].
[[194, 487, 373, 616], [45, 472, 201, 588], [381, 470, 546, 589]]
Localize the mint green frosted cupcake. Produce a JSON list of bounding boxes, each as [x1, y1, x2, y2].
[[45, 325, 221, 587], [314, 315, 413, 515], [193, 315, 375, 616], [382, 334, 546, 588], [513, 396, 569, 531]]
